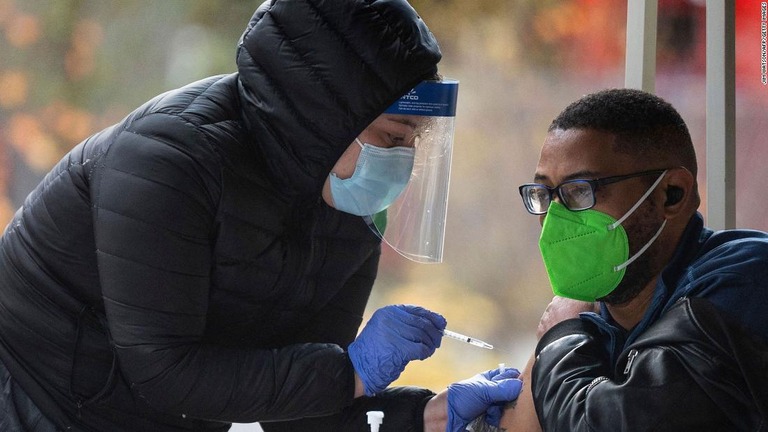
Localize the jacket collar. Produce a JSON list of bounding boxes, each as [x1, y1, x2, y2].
[[586, 213, 708, 359]]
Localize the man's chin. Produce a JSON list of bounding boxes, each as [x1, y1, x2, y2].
[[598, 280, 646, 305]]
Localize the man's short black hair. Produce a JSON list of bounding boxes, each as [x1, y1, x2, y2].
[[549, 88, 697, 179]]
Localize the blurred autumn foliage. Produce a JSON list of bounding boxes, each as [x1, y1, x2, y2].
[[1, 0, 766, 410]]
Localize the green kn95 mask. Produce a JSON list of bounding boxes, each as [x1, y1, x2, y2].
[[538, 201, 630, 301], [538, 171, 668, 302]]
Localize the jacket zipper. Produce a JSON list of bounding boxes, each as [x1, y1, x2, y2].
[[623, 349, 639, 375]]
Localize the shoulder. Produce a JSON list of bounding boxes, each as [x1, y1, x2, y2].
[[638, 299, 768, 412], [686, 228, 768, 284], [102, 74, 242, 174], [88, 77, 241, 211], [124, 74, 240, 138], [676, 229, 768, 343], [699, 227, 768, 259]]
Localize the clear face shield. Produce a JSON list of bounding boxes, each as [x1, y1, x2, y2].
[[364, 79, 459, 263]]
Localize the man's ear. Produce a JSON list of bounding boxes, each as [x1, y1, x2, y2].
[[662, 167, 695, 216], [665, 186, 684, 206]]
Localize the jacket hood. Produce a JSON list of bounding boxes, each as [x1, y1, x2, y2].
[[235, 0, 441, 198]]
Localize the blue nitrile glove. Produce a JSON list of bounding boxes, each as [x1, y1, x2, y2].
[[348, 304, 447, 396], [446, 367, 523, 432]]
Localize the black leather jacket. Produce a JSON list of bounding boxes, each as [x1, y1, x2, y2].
[[532, 298, 768, 431], [0, 1, 440, 430]]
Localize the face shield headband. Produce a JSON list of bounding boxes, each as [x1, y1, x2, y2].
[[364, 79, 459, 263]]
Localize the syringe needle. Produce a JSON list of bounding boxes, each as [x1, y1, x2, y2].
[[443, 329, 494, 350]]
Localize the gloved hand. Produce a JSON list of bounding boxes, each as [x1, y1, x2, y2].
[[348, 304, 446, 396], [446, 367, 523, 432]]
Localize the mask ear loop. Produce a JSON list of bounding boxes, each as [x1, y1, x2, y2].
[[608, 170, 669, 272], [608, 170, 668, 231], [615, 219, 667, 272], [355, 138, 365, 148]]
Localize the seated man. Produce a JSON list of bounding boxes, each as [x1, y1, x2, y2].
[[495, 88, 768, 431]]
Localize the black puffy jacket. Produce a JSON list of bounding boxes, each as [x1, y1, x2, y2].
[[532, 298, 768, 431], [0, 1, 440, 430]]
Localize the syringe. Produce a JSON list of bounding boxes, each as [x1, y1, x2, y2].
[[443, 329, 494, 350]]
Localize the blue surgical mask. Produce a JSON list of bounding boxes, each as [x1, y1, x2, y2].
[[329, 139, 415, 216]]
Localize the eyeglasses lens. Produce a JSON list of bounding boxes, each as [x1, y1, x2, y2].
[[559, 181, 594, 211], [521, 185, 549, 214]]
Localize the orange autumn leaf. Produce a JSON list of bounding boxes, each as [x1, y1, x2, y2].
[[7, 114, 61, 172], [5, 12, 40, 48], [0, 196, 14, 228], [0, 0, 14, 27], [44, 101, 94, 146], [0, 70, 28, 108], [65, 19, 104, 81]]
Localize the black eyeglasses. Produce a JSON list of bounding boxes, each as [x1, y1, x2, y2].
[[518, 169, 667, 215]]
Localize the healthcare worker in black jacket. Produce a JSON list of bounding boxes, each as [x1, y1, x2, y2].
[[0, 1, 522, 431]]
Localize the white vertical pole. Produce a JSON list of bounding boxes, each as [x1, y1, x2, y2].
[[625, 0, 658, 92], [705, 0, 736, 230]]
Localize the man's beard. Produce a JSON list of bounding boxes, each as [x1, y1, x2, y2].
[[599, 203, 663, 305]]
